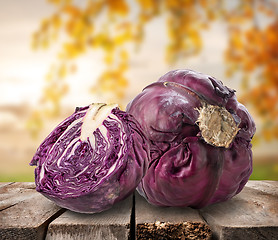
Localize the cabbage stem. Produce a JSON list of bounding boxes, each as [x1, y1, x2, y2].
[[196, 104, 240, 148]]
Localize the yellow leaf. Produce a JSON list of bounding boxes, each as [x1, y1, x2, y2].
[[72, 20, 85, 38], [114, 31, 132, 45], [41, 19, 50, 32], [58, 64, 67, 78], [63, 42, 84, 58], [107, 0, 129, 16], [52, 15, 61, 29], [41, 38, 49, 49], [120, 49, 128, 61], [165, 0, 181, 9], [104, 52, 114, 64], [63, 5, 81, 17], [137, 0, 157, 10]]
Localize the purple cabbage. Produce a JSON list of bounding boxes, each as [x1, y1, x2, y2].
[[30, 103, 149, 213], [126, 69, 256, 208]]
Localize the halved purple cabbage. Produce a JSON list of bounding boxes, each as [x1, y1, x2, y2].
[[30, 103, 149, 213], [126, 69, 256, 208]]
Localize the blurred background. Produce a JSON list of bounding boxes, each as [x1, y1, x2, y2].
[[0, 0, 277, 182]]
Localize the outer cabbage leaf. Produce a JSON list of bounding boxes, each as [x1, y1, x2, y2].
[[126, 69, 255, 208], [30, 103, 149, 213]]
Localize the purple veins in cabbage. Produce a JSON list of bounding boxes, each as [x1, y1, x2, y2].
[[30, 103, 149, 213]]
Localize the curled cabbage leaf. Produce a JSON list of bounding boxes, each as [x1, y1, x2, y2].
[[126, 69, 256, 208], [30, 103, 149, 213]]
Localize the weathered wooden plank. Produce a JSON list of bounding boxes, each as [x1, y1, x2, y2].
[[46, 195, 133, 240], [246, 180, 278, 196], [200, 180, 278, 240], [0, 182, 64, 240], [135, 192, 212, 239], [0, 182, 14, 188], [0, 182, 37, 210]]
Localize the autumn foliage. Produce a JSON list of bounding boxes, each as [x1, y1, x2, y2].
[[28, 0, 278, 141]]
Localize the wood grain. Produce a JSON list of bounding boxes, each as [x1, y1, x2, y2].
[[200, 180, 278, 240], [0, 182, 37, 211], [46, 195, 133, 240], [246, 180, 278, 196], [0, 182, 64, 240], [0, 182, 14, 188], [135, 192, 212, 239]]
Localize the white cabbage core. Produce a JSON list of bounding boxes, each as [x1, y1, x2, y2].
[[80, 103, 118, 143]]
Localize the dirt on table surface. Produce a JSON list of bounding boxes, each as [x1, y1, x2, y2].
[[137, 221, 212, 240]]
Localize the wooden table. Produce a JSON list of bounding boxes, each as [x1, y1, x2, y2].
[[0, 181, 277, 240]]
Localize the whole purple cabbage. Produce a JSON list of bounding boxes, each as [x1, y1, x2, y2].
[[30, 103, 149, 213], [126, 69, 256, 208]]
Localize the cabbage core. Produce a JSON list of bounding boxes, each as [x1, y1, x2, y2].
[[196, 104, 240, 148]]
